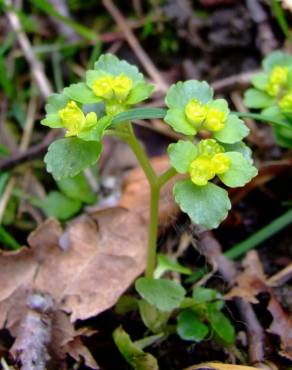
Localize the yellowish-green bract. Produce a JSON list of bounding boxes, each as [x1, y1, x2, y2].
[[244, 50, 292, 148], [42, 53, 257, 229]]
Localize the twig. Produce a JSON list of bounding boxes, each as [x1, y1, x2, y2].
[[4, 0, 52, 100], [211, 70, 258, 93], [0, 130, 59, 172], [198, 230, 266, 364], [267, 263, 292, 287], [102, 0, 169, 92]]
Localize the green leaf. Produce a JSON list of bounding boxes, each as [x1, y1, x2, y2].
[[78, 115, 112, 141], [263, 50, 292, 72], [213, 114, 249, 144], [57, 172, 96, 204], [164, 108, 196, 135], [274, 126, 292, 148], [115, 296, 139, 315], [126, 82, 155, 105], [135, 278, 186, 312], [45, 93, 69, 114], [222, 142, 253, 164], [154, 253, 192, 279], [251, 72, 269, 90], [0, 144, 9, 158], [0, 55, 13, 98], [138, 300, 170, 333], [112, 108, 166, 126], [207, 309, 235, 344], [192, 286, 220, 303], [0, 225, 20, 250], [44, 138, 102, 180], [41, 191, 82, 220], [167, 140, 197, 174], [177, 309, 209, 342], [165, 80, 213, 109], [219, 152, 258, 188], [174, 180, 231, 229], [94, 54, 144, 84], [41, 113, 63, 128], [113, 327, 159, 370], [63, 82, 99, 104], [243, 88, 275, 109]]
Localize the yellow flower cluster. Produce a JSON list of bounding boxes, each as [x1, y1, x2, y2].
[[266, 66, 288, 96], [58, 101, 97, 137], [189, 139, 230, 186], [185, 99, 227, 132], [279, 90, 292, 112], [92, 73, 133, 101]]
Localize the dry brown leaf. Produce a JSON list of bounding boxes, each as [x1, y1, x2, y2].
[[120, 155, 180, 226], [225, 251, 292, 360], [184, 363, 259, 370]]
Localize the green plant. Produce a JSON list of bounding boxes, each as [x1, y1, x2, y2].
[[244, 50, 292, 147], [42, 53, 259, 366]]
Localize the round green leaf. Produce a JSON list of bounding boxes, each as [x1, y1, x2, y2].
[[213, 114, 249, 144], [243, 88, 275, 109], [207, 309, 235, 344], [165, 80, 213, 109], [57, 172, 96, 204], [164, 108, 196, 135], [44, 138, 102, 181], [94, 54, 144, 84], [45, 93, 69, 114], [251, 72, 269, 90], [274, 126, 292, 148], [138, 300, 170, 333], [64, 82, 99, 104], [177, 309, 209, 342], [219, 152, 258, 188], [126, 82, 155, 105], [41, 113, 63, 129], [168, 140, 197, 174], [135, 278, 186, 312], [41, 191, 82, 220], [173, 180, 231, 229], [263, 50, 292, 72], [222, 142, 253, 164], [192, 286, 220, 303]]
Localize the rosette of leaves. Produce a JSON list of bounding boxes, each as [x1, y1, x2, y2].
[[244, 50, 292, 147], [165, 81, 257, 229], [42, 54, 154, 181]]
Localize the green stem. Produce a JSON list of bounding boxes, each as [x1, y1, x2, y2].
[[158, 167, 177, 187]]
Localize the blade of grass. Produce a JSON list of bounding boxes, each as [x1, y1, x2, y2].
[[0, 225, 20, 250], [271, 0, 291, 40]]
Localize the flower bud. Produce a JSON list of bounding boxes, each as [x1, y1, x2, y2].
[[204, 107, 226, 132], [189, 157, 215, 186], [279, 90, 292, 112], [185, 99, 208, 128], [58, 101, 86, 137], [92, 76, 115, 99], [212, 153, 230, 174], [266, 66, 288, 96], [198, 139, 223, 157], [112, 74, 133, 101]]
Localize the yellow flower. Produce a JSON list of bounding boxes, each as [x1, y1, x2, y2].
[[185, 99, 208, 128], [212, 153, 230, 174], [58, 101, 97, 137], [279, 90, 292, 112], [266, 66, 288, 96], [204, 107, 226, 132], [198, 139, 223, 157], [112, 74, 133, 101], [92, 75, 115, 99], [92, 73, 133, 101], [189, 157, 215, 186]]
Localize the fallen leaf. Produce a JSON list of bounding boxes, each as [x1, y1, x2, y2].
[[225, 251, 292, 360]]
